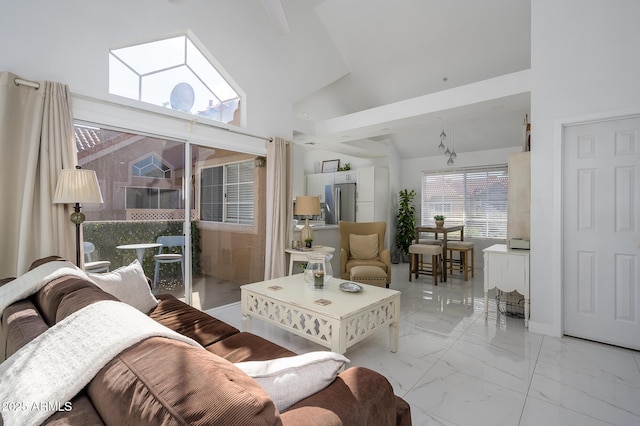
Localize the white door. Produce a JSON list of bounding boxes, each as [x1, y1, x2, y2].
[[563, 115, 640, 349]]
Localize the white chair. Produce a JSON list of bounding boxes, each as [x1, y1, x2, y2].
[[83, 242, 111, 273], [153, 235, 185, 290]]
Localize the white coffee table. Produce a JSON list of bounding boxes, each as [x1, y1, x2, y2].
[[241, 275, 400, 354]]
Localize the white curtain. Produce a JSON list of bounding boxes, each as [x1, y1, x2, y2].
[[264, 137, 292, 280], [0, 72, 76, 277]]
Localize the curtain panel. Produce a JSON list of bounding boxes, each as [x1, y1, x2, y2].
[[264, 137, 292, 280], [0, 72, 76, 277]]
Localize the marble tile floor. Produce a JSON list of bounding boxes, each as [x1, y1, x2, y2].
[[207, 263, 640, 426], [155, 274, 241, 310]]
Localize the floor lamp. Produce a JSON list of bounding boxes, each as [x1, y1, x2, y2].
[[53, 166, 104, 266]]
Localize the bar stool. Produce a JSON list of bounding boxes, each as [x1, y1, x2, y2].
[[413, 238, 443, 246], [409, 244, 443, 285], [446, 241, 475, 281]]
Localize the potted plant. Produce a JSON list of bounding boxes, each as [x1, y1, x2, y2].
[[304, 238, 313, 248], [434, 215, 446, 227], [396, 189, 417, 263]]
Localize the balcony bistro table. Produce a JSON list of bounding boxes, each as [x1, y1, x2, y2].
[[285, 245, 336, 276], [414, 225, 464, 282], [116, 243, 162, 264]]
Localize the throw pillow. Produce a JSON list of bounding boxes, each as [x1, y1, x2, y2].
[[349, 233, 379, 260], [87, 260, 159, 314], [235, 351, 350, 412]]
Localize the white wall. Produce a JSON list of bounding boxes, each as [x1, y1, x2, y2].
[[530, 0, 640, 336], [0, 1, 295, 142]]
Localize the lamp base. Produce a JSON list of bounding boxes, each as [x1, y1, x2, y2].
[[71, 202, 85, 267], [301, 217, 313, 247]]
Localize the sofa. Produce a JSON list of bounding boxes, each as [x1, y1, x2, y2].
[[1, 256, 411, 425]]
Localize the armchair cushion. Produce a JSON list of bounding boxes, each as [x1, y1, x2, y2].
[[349, 233, 379, 260]]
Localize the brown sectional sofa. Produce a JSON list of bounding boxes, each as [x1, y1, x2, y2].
[[1, 258, 411, 425]]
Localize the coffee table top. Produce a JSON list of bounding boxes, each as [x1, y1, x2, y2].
[[241, 274, 399, 319]]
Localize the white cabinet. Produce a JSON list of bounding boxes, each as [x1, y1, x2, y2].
[[306, 173, 335, 203], [334, 170, 357, 184], [507, 151, 531, 241], [356, 202, 375, 222], [355, 167, 388, 224], [356, 168, 375, 201], [483, 244, 530, 327]]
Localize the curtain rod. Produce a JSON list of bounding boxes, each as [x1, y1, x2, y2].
[[14, 77, 40, 90]]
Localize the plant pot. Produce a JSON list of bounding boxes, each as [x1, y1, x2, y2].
[[435, 220, 445, 227]]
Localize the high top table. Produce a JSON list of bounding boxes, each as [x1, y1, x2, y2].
[[241, 274, 400, 354], [415, 225, 464, 282]]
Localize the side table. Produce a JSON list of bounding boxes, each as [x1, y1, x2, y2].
[[483, 244, 530, 327], [285, 245, 335, 276]]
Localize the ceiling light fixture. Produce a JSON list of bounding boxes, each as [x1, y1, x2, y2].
[[437, 129, 446, 152], [437, 124, 456, 166], [450, 125, 457, 160]]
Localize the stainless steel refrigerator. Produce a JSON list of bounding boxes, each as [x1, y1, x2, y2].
[[324, 183, 357, 224]]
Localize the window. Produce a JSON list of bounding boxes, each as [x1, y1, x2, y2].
[[132, 155, 172, 178], [421, 166, 508, 239], [109, 33, 242, 125], [200, 161, 254, 225], [125, 187, 181, 209]]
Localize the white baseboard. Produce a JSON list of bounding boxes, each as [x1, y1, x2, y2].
[[528, 320, 562, 338]]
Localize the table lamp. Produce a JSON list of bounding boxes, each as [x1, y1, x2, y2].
[[295, 196, 320, 246], [53, 166, 104, 266]]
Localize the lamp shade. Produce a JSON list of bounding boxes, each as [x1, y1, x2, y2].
[[53, 168, 104, 204], [295, 196, 320, 216]]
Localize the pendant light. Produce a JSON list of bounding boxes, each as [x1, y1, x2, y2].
[[450, 124, 457, 160], [443, 124, 451, 156], [438, 129, 446, 152]]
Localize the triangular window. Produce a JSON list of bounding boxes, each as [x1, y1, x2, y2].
[[109, 33, 242, 125]]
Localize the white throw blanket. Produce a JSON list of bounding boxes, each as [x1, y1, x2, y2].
[[0, 300, 203, 426], [0, 260, 89, 315]]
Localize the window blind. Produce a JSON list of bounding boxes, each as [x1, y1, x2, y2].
[[421, 166, 508, 239], [200, 160, 254, 225]]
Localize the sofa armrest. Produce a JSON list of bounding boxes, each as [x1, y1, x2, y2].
[[380, 248, 392, 283], [340, 248, 348, 280], [279, 366, 397, 425]]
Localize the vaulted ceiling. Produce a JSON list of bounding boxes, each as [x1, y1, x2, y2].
[[270, 0, 532, 159]]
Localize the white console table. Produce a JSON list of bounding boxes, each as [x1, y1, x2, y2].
[[483, 244, 530, 327]]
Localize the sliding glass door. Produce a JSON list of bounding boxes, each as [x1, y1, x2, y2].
[[76, 123, 265, 310]]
